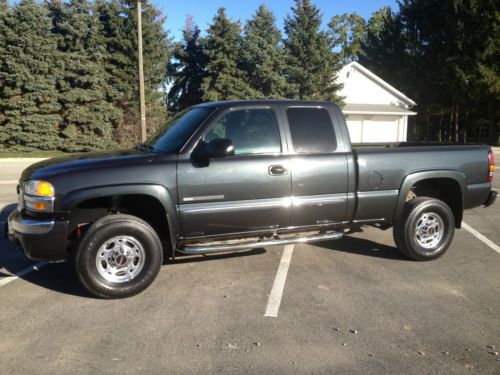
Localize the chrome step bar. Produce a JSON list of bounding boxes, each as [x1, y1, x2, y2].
[[177, 231, 343, 255]]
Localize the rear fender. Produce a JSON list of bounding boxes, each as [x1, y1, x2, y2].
[[394, 170, 466, 225]]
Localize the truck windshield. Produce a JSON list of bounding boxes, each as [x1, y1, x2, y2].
[[142, 107, 214, 153]]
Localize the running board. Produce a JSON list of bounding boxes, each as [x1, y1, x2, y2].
[[177, 231, 343, 255]]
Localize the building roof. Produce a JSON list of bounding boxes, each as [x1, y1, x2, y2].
[[342, 62, 417, 107], [343, 103, 417, 116]]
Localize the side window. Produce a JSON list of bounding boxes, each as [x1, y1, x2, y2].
[[204, 108, 281, 155], [287, 107, 337, 153]]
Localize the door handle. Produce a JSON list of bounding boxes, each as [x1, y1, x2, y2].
[[268, 165, 288, 176]]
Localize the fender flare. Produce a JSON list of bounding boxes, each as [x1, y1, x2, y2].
[[393, 170, 466, 223], [60, 184, 180, 253]]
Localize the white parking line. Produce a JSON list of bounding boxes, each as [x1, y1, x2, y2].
[[462, 222, 500, 254], [0, 262, 46, 287], [264, 244, 294, 318], [492, 187, 498, 192], [0, 180, 18, 185]]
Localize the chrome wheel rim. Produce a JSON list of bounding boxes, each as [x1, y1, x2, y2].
[[96, 236, 145, 283], [414, 212, 444, 250]]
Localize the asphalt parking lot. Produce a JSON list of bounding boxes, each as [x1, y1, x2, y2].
[[1, 157, 499, 374]]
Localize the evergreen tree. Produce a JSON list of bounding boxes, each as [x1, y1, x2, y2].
[[241, 5, 289, 98], [95, 0, 171, 142], [202, 8, 257, 101], [0, 0, 61, 150], [168, 16, 207, 111], [283, 0, 343, 103], [360, 0, 499, 144], [358, 8, 407, 91], [47, 0, 120, 152], [328, 12, 366, 64], [0, 0, 10, 131]]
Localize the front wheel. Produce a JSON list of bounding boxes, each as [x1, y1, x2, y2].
[[75, 214, 163, 298], [393, 197, 455, 261]]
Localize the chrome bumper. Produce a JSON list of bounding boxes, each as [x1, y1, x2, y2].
[[7, 210, 54, 237]]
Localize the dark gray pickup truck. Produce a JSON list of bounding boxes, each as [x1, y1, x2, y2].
[[7, 100, 497, 298]]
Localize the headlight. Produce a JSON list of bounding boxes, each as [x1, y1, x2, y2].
[[23, 180, 55, 212]]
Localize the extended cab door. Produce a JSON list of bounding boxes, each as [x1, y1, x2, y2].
[[283, 106, 350, 227], [177, 106, 291, 238]]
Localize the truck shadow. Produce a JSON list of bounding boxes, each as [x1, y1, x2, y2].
[[0, 242, 266, 298], [317, 236, 408, 261]]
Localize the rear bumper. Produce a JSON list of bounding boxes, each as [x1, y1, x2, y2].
[[483, 190, 497, 207], [6, 209, 70, 261]]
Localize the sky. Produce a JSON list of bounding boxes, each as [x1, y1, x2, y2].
[[151, 0, 399, 41]]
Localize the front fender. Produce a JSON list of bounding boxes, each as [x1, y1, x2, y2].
[[60, 184, 181, 251]]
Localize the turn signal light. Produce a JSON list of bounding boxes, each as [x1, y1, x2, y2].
[[24, 180, 55, 197], [33, 202, 47, 210], [35, 181, 54, 196]]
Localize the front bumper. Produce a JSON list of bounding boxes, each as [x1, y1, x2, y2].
[[6, 209, 70, 261]]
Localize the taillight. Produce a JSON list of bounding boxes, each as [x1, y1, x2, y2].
[[488, 150, 495, 182]]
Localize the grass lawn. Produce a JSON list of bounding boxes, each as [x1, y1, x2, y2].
[[0, 151, 67, 158]]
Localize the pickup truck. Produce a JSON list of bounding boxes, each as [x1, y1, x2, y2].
[[7, 100, 497, 298]]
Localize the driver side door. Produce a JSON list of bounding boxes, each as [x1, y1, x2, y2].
[[177, 107, 291, 239]]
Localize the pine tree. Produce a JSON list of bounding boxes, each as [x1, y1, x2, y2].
[[47, 0, 120, 152], [0, 0, 61, 150], [168, 16, 207, 111], [94, 0, 134, 106], [241, 5, 289, 98], [202, 8, 257, 101], [328, 12, 366, 64], [0, 0, 10, 134], [283, 0, 343, 103], [95, 0, 171, 143]]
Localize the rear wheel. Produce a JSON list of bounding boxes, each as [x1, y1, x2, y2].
[[393, 197, 455, 261], [75, 214, 163, 298]]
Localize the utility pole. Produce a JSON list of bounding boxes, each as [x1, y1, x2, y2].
[[137, 0, 147, 142]]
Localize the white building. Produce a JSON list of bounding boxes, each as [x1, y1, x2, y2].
[[337, 61, 417, 143]]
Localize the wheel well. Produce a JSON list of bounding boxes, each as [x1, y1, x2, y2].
[[68, 194, 170, 250], [409, 178, 463, 227]]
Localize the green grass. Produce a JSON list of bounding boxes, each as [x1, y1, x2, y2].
[[0, 151, 67, 158]]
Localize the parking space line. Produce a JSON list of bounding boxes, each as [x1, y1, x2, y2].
[[0, 180, 18, 185], [264, 244, 294, 318], [0, 262, 46, 287], [462, 222, 500, 254]]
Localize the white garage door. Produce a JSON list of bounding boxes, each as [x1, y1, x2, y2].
[[346, 115, 401, 143], [345, 115, 363, 143], [363, 116, 399, 143]]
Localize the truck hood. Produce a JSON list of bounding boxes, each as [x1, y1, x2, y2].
[[20, 149, 157, 183]]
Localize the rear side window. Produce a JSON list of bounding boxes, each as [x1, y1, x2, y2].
[[287, 107, 337, 153]]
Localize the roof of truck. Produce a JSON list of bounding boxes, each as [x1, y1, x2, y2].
[[194, 99, 339, 109]]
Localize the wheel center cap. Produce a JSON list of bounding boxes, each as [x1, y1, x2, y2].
[[116, 255, 128, 267]]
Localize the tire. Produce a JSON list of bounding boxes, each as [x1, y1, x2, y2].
[[74, 214, 163, 299], [393, 197, 455, 261]]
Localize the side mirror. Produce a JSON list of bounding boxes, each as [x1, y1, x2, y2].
[[194, 138, 235, 160]]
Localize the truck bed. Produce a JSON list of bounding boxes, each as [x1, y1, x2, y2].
[[351, 144, 491, 222]]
